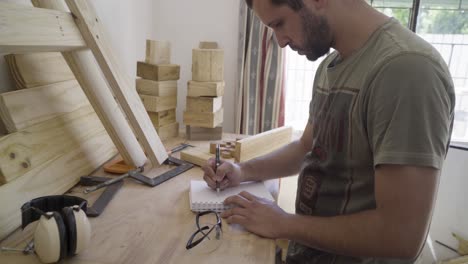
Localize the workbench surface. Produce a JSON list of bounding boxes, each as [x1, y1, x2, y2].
[[0, 135, 276, 264]]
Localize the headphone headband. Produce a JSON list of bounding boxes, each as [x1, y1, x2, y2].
[[21, 195, 88, 229]]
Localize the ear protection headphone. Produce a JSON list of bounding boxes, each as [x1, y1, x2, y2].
[[21, 195, 92, 263]]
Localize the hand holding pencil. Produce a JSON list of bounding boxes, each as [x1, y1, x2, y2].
[[201, 145, 244, 191]]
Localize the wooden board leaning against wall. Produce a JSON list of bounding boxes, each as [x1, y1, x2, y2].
[[0, 50, 116, 239]]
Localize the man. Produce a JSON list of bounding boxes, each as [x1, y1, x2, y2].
[[202, 0, 455, 263]]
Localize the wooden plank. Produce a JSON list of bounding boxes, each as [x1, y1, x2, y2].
[[234, 126, 293, 162], [0, 80, 88, 133], [145, 40, 171, 64], [65, 0, 168, 166], [140, 95, 177, 112], [186, 126, 223, 141], [32, 0, 148, 168], [180, 147, 214, 167], [0, 2, 86, 53], [137, 62, 180, 81], [4, 53, 75, 89], [156, 122, 179, 141], [136, 79, 177, 97], [183, 108, 223, 128], [0, 105, 114, 185], [149, 109, 176, 128], [192, 49, 224, 82], [187, 81, 224, 97], [0, 107, 117, 239], [186, 96, 222, 113]]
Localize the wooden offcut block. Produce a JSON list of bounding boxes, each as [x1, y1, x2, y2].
[[183, 108, 223, 128], [180, 145, 236, 167], [180, 147, 214, 167], [187, 81, 224, 97], [145, 40, 170, 64], [186, 126, 223, 141], [186, 96, 222, 113], [235, 126, 293, 162], [137, 62, 180, 81], [192, 49, 224, 82], [136, 79, 177, 97], [156, 122, 179, 141], [199, 41, 218, 49], [140, 95, 177, 112], [148, 109, 176, 128], [209, 140, 237, 158]]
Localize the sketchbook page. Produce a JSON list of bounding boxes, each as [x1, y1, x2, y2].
[[189, 180, 275, 210]]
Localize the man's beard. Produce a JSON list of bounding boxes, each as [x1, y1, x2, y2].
[[298, 9, 332, 61]]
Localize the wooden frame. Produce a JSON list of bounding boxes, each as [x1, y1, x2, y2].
[[30, 0, 148, 168], [0, 0, 173, 240], [65, 0, 168, 165]]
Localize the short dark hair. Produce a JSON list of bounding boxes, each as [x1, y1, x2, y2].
[[245, 0, 304, 11]]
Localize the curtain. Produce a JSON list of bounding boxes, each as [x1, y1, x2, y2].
[[235, 2, 285, 135]]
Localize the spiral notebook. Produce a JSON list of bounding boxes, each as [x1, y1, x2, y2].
[[189, 180, 275, 212]]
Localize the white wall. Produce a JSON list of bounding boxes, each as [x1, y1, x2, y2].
[[90, 0, 154, 78], [152, 0, 241, 132], [427, 146, 468, 261]]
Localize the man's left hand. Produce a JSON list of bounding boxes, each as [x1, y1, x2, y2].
[[221, 191, 289, 239]]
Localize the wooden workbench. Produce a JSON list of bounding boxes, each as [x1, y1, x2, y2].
[[0, 134, 277, 264]]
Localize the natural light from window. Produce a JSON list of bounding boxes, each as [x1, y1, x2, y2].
[[284, 0, 468, 145], [284, 47, 324, 131]]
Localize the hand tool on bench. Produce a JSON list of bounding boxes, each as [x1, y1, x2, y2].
[[103, 143, 194, 174], [80, 175, 124, 217], [85, 156, 194, 194]]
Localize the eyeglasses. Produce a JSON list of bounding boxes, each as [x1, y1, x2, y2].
[[186, 210, 223, 252]]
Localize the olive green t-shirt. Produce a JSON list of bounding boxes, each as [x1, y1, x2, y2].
[[286, 18, 455, 264]]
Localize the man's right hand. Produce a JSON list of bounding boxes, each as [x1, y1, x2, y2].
[[202, 158, 244, 190]]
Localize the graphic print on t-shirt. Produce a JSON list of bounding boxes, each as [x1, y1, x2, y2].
[[296, 87, 358, 216]]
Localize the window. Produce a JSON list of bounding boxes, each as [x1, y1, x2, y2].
[[284, 0, 468, 144], [416, 1, 468, 142], [284, 48, 325, 130]]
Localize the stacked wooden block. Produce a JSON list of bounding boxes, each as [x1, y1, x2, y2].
[[183, 42, 225, 140], [136, 40, 180, 141]]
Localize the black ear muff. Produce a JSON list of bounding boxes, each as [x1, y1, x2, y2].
[[62, 206, 77, 256], [33, 212, 68, 263], [20, 195, 90, 263]]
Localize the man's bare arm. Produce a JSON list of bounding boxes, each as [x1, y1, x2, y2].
[[239, 121, 313, 182], [279, 165, 438, 258]]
